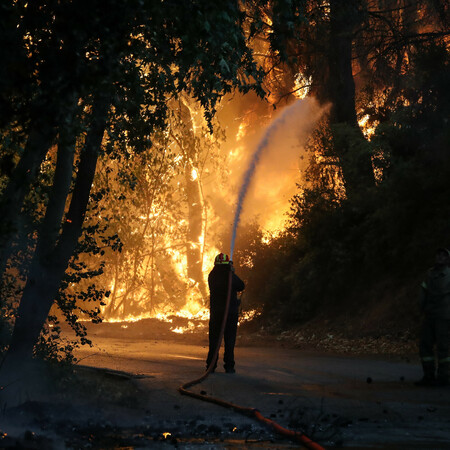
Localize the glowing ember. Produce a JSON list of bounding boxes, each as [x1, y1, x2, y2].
[[293, 73, 311, 99], [175, 298, 209, 321], [239, 309, 261, 323], [171, 322, 196, 334], [101, 312, 156, 323], [358, 113, 378, 140]]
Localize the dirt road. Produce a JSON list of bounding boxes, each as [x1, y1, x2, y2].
[[72, 333, 450, 449]]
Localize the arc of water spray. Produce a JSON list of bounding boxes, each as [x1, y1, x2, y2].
[[230, 101, 304, 261], [229, 133, 269, 261]]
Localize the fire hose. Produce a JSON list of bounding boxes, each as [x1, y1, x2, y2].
[[178, 270, 325, 450]]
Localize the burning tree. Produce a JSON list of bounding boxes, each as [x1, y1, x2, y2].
[[85, 99, 227, 322], [93, 134, 185, 320]]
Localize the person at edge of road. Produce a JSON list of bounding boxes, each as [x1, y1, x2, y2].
[[206, 253, 245, 374], [415, 247, 450, 387]]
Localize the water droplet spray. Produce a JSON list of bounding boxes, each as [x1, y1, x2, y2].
[[229, 99, 324, 260]]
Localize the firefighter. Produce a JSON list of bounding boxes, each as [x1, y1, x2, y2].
[[206, 253, 245, 373], [415, 247, 450, 387]]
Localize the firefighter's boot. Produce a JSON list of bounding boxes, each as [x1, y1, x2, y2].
[[415, 360, 436, 386]]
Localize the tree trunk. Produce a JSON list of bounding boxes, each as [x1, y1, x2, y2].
[[36, 127, 77, 257], [5, 97, 109, 364], [184, 160, 208, 299], [178, 102, 208, 301], [326, 0, 375, 199]]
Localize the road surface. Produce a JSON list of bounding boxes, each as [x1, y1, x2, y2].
[[73, 332, 450, 449]]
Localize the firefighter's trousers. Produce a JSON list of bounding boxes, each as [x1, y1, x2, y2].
[[206, 310, 239, 371], [419, 316, 450, 382]]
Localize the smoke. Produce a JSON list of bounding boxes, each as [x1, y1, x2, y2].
[[228, 97, 325, 259]]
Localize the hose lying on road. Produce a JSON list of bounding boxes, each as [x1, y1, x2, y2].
[[178, 270, 325, 450]]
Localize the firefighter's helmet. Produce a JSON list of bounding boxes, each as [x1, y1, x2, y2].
[[214, 253, 230, 265]]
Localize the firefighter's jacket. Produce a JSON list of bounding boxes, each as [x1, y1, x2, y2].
[[420, 264, 450, 319], [208, 265, 245, 316]]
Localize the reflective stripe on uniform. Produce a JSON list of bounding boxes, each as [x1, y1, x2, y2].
[[421, 356, 435, 362], [438, 357, 450, 363]]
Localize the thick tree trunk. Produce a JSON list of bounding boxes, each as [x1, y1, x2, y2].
[[184, 160, 208, 299], [36, 128, 77, 257], [5, 97, 108, 364], [326, 0, 375, 199], [178, 102, 208, 301]]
